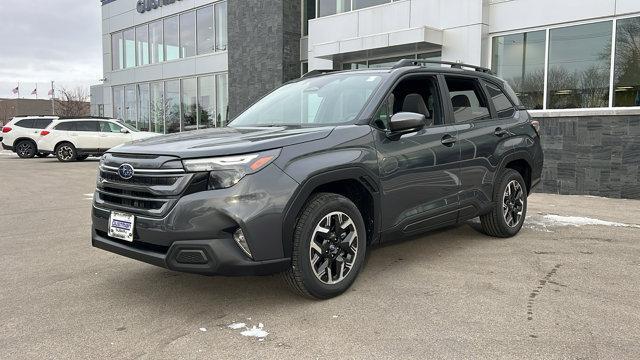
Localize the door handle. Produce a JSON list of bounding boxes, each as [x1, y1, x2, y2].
[[494, 127, 509, 137], [441, 134, 457, 146]]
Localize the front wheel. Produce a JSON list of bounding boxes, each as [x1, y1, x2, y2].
[[55, 143, 77, 162], [480, 169, 528, 237], [284, 193, 367, 299], [15, 140, 37, 158]]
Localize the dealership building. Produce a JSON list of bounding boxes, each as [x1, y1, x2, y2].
[[93, 0, 640, 198]]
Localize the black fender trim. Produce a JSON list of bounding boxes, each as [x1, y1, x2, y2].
[[493, 149, 535, 201], [281, 166, 381, 258], [13, 137, 38, 149]]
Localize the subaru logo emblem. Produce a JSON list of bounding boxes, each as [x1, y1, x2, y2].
[[118, 163, 135, 180]]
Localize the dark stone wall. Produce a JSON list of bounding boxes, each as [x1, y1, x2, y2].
[[227, 0, 301, 118], [535, 115, 640, 199]]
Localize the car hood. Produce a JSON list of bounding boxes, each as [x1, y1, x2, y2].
[[109, 126, 335, 158]]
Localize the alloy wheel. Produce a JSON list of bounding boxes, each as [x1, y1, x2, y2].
[[502, 180, 524, 227], [17, 142, 33, 157], [58, 146, 74, 161], [309, 211, 359, 285]]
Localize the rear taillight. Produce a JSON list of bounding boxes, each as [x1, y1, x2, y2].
[[530, 120, 540, 134], [40, 130, 50, 136], [1, 127, 11, 133]]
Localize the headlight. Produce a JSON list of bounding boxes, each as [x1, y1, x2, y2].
[[182, 149, 281, 189]]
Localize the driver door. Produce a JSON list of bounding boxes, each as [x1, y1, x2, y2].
[[99, 121, 132, 151], [373, 74, 461, 237]]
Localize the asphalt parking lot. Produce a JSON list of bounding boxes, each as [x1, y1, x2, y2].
[[1, 150, 640, 359]]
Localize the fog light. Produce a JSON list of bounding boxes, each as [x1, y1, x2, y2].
[[234, 229, 253, 259]]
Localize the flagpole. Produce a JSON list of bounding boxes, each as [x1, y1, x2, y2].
[[51, 81, 55, 115], [35, 84, 38, 100], [17, 83, 20, 99]]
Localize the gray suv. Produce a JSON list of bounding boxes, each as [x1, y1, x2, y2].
[[92, 60, 543, 299]]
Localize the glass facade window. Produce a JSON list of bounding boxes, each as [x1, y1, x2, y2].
[[165, 80, 181, 133], [181, 78, 198, 131], [197, 6, 214, 55], [123, 28, 136, 69], [137, 83, 150, 131], [149, 20, 164, 64], [303, 0, 316, 36], [216, 74, 229, 127], [111, 32, 123, 70], [124, 85, 137, 129], [180, 11, 197, 58], [491, 31, 546, 109], [164, 16, 180, 61], [353, 0, 389, 10], [198, 76, 216, 128], [215, 1, 228, 51], [547, 21, 612, 109], [150, 82, 164, 133], [318, 0, 351, 17], [614, 17, 640, 107], [113, 86, 124, 120], [136, 25, 149, 66]]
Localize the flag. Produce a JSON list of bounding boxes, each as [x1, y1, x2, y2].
[[31, 88, 37, 95], [48, 88, 54, 96], [12, 86, 18, 94]]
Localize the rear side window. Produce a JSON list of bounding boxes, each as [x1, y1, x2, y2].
[[55, 122, 76, 131], [15, 119, 35, 128], [444, 77, 490, 123], [484, 82, 516, 118], [33, 119, 54, 129], [75, 121, 100, 132]]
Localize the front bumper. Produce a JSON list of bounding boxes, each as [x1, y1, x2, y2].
[[92, 228, 289, 276], [91, 164, 298, 276]]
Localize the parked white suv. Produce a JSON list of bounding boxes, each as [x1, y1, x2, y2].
[[38, 118, 159, 162], [1, 116, 58, 158]]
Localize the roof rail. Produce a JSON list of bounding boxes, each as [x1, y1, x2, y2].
[[392, 59, 493, 74], [301, 69, 340, 78], [58, 116, 113, 120]]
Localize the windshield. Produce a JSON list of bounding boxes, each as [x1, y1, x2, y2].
[[117, 120, 138, 132], [230, 73, 385, 127]]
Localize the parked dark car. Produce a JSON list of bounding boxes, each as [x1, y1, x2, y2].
[[92, 60, 543, 299]]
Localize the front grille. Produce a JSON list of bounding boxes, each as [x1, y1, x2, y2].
[[100, 170, 179, 187], [96, 159, 191, 217]]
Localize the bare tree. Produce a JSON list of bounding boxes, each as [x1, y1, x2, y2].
[[55, 87, 90, 117]]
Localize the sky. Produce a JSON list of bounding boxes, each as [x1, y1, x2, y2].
[[0, 0, 102, 99]]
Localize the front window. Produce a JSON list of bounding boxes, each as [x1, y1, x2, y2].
[[230, 73, 384, 127]]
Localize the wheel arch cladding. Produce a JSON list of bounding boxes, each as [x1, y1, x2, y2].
[[505, 158, 532, 194], [14, 137, 36, 148], [281, 167, 381, 259]]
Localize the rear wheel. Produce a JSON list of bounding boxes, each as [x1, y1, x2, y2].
[[480, 169, 527, 237], [284, 193, 367, 299], [55, 143, 77, 162], [15, 140, 36, 158]]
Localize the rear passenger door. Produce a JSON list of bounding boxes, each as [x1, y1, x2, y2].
[[444, 76, 517, 220], [74, 121, 101, 151]]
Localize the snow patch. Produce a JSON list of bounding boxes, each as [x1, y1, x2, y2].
[[526, 214, 640, 232], [241, 325, 269, 338], [199, 327, 207, 332], [227, 322, 246, 330], [227, 322, 269, 339]]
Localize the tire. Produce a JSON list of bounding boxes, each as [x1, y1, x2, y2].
[[480, 169, 528, 238], [55, 143, 77, 162], [36, 153, 49, 158], [76, 155, 89, 161], [15, 140, 37, 158], [283, 193, 367, 299]]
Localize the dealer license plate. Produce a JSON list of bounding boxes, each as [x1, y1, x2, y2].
[[108, 211, 135, 242]]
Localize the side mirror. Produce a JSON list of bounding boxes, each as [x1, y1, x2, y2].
[[388, 112, 426, 134], [120, 128, 129, 134]]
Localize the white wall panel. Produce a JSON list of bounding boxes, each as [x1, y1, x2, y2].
[[489, 0, 616, 33], [616, 0, 640, 15], [357, 1, 411, 36], [441, 24, 483, 65]]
